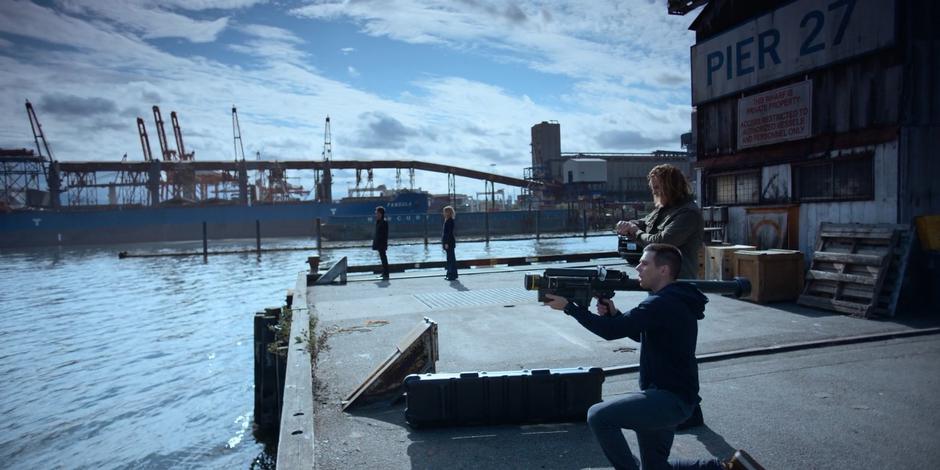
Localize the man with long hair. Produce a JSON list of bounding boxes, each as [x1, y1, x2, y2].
[[616, 164, 704, 280]]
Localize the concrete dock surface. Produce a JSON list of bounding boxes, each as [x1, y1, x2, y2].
[[308, 258, 940, 469]]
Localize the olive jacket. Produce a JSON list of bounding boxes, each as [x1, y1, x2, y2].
[[634, 198, 704, 279]]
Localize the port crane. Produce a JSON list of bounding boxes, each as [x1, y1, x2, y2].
[[318, 115, 333, 202]]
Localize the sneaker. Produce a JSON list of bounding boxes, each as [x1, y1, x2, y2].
[[724, 450, 766, 470]]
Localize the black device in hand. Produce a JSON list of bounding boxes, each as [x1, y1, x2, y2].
[[525, 266, 751, 307]]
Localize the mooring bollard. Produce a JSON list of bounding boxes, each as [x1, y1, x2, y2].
[[307, 255, 321, 286]]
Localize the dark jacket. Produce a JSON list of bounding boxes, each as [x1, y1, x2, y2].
[[442, 218, 455, 247], [563, 282, 707, 405], [372, 217, 388, 251], [634, 197, 704, 279]]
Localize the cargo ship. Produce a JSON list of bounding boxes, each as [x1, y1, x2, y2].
[[1, 191, 574, 248], [0, 104, 576, 248], [0, 151, 572, 248], [0, 190, 422, 248]]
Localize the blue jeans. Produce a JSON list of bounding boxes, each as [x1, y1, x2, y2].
[[586, 389, 723, 470], [445, 247, 457, 279]]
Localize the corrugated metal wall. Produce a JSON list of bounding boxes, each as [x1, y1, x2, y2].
[[898, 0, 940, 220], [693, 0, 938, 232], [696, 52, 903, 160], [604, 157, 693, 200], [720, 141, 899, 253], [796, 142, 899, 253]]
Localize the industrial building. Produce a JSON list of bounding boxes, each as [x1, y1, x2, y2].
[[528, 121, 692, 203], [683, 0, 939, 254]]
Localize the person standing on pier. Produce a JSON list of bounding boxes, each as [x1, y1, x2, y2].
[[543, 243, 764, 470], [372, 206, 390, 280], [442, 205, 458, 281], [616, 164, 704, 280]]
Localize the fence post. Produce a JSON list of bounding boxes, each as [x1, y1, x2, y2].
[[315, 218, 322, 250], [256, 220, 261, 254]]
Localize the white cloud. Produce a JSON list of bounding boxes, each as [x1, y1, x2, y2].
[[0, 0, 694, 195], [291, 0, 693, 88], [57, 0, 230, 43], [228, 40, 309, 65], [340, 47, 355, 55], [239, 23, 303, 43], [156, 0, 267, 11]]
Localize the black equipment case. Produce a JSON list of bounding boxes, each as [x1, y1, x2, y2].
[[403, 367, 604, 428]]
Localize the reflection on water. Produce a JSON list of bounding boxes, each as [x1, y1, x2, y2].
[[0, 233, 618, 468]]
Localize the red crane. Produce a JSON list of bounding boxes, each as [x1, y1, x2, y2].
[[137, 117, 154, 162], [152, 105, 175, 161], [170, 111, 193, 161]]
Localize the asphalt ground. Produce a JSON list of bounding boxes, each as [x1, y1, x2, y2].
[[307, 259, 940, 469]]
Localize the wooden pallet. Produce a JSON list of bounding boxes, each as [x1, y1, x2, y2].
[[798, 223, 904, 318], [874, 225, 916, 317]]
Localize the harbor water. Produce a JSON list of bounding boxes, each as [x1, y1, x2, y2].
[[0, 233, 619, 469]]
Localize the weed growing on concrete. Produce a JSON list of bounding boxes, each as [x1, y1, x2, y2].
[[267, 306, 292, 357]]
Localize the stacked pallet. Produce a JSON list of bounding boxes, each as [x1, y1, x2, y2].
[[798, 223, 912, 318]]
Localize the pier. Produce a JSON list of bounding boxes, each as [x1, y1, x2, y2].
[[269, 254, 940, 469]]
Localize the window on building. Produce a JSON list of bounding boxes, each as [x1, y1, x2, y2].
[[792, 154, 874, 202], [706, 170, 760, 205]]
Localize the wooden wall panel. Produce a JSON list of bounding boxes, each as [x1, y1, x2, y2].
[[795, 142, 899, 256]]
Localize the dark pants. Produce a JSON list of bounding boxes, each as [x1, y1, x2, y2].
[[378, 250, 389, 276], [586, 389, 723, 470], [445, 247, 457, 279]]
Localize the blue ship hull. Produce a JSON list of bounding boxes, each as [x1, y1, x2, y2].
[[0, 191, 576, 247], [0, 192, 431, 248]]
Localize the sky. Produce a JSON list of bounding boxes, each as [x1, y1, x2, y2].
[[0, 0, 699, 197]]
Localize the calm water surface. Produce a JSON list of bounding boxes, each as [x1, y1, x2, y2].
[[0, 233, 618, 469]]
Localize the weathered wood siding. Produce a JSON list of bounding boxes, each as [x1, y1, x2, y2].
[[696, 54, 903, 160], [721, 142, 898, 256], [796, 142, 899, 255], [898, 0, 940, 219]]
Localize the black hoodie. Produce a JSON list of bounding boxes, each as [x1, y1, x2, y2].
[[563, 282, 707, 405]]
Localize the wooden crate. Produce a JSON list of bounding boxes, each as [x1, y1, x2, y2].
[[733, 250, 805, 303], [915, 215, 940, 251], [705, 244, 756, 280]]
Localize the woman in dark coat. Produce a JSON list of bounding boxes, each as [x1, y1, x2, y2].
[[372, 206, 389, 279], [442, 205, 458, 280]]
